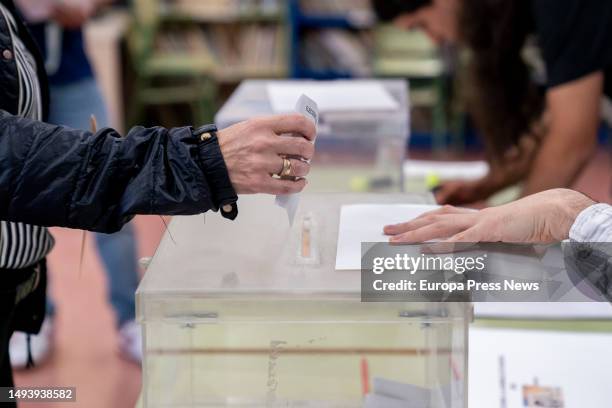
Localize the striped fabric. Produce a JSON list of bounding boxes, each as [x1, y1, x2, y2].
[[0, 3, 54, 269]]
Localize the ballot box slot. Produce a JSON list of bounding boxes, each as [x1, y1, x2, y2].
[[295, 212, 320, 266]]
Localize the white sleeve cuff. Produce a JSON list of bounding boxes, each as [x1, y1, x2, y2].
[[569, 203, 612, 242]]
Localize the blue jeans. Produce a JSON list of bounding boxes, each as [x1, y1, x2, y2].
[[46, 78, 140, 328]]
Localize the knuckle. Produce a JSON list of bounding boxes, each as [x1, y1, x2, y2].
[[300, 161, 311, 176], [453, 233, 467, 242], [293, 115, 315, 138], [293, 114, 308, 128], [302, 142, 315, 158], [442, 205, 455, 213], [296, 141, 310, 158], [254, 135, 273, 152]]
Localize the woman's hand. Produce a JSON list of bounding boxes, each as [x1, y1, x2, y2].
[[436, 135, 540, 205], [385, 189, 595, 244], [217, 114, 316, 195]]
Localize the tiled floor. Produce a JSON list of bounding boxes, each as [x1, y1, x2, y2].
[[11, 148, 610, 408]]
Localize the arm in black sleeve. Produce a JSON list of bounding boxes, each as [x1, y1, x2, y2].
[[0, 110, 237, 233], [533, 0, 612, 88]]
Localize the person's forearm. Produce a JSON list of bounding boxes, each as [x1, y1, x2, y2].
[[522, 131, 596, 197], [523, 72, 603, 197], [0, 110, 232, 233]]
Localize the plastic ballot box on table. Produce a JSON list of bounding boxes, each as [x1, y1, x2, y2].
[[137, 193, 469, 408], [215, 80, 410, 192]]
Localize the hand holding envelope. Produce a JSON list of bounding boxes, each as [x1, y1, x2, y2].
[[218, 112, 316, 195], [275, 95, 319, 224]]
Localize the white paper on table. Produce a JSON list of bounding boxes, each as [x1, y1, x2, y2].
[[275, 94, 319, 224], [267, 81, 399, 113], [403, 159, 490, 181], [469, 327, 612, 408], [334, 204, 439, 270]]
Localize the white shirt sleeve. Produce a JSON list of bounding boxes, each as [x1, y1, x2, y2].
[[569, 203, 612, 242]]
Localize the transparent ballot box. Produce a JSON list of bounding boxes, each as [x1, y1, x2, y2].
[[215, 80, 410, 192], [137, 193, 468, 408]]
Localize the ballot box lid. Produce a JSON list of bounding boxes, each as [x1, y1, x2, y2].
[[137, 193, 433, 300], [214, 79, 409, 140]]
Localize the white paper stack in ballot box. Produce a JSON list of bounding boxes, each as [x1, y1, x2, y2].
[[215, 80, 410, 192], [137, 193, 469, 408]]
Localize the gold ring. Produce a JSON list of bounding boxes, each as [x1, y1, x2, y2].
[[279, 157, 292, 177]]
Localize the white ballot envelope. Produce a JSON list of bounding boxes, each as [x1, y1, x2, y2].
[[275, 94, 319, 224]]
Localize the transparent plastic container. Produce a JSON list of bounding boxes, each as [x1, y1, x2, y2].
[[137, 193, 468, 408], [215, 80, 410, 192]]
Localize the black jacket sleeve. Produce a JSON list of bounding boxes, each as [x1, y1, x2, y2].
[[0, 110, 237, 233]]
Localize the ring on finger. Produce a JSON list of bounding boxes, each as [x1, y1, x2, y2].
[[278, 157, 292, 177]]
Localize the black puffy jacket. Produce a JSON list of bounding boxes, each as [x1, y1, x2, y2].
[[0, 0, 237, 233]]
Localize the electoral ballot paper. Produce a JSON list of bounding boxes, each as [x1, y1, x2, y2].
[[275, 94, 319, 224], [335, 204, 440, 270]]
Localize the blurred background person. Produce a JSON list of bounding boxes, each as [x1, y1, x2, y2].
[[374, 0, 611, 205], [11, 0, 145, 367]]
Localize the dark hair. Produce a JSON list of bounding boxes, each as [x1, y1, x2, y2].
[[373, 0, 544, 159], [372, 0, 432, 22], [459, 0, 544, 158]]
